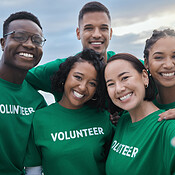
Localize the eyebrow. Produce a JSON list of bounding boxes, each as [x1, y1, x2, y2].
[[106, 72, 129, 83], [84, 24, 109, 27], [75, 72, 83, 75], [153, 52, 163, 55], [74, 72, 97, 82], [153, 51, 175, 55], [83, 24, 93, 27]]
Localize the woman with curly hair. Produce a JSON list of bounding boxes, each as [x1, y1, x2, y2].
[[25, 48, 114, 175]]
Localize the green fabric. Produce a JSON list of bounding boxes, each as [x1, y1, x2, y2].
[[153, 98, 175, 111], [25, 51, 116, 101], [106, 109, 175, 175], [25, 103, 114, 175], [0, 78, 47, 175]]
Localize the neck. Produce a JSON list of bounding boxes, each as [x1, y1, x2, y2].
[[103, 52, 108, 63], [99, 51, 108, 64], [0, 63, 27, 84], [156, 85, 175, 104], [129, 101, 159, 123]]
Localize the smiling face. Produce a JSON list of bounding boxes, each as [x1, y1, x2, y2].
[[59, 61, 98, 109], [1, 19, 43, 72], [76, 12, 112, 61], [145, 36, 175, 88], [105, 59, 148, 112]]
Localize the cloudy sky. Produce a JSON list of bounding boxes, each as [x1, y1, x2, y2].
[[1, 0, 175, 103]]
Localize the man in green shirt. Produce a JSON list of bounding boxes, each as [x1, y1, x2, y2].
[[25, 1, 115, 100], [0, 11, 47, 174]]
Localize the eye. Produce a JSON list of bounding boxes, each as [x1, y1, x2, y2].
[[89, 81, 97, 87], [101, 27, 109, 31], [106, 82, 114, 87], [32, 35, 43, 45], [121, 76, 129, 81], [74, 75, 82, 81], [154, 56, 163, 60], [84, 26, 93, 31], [172, 55, 175, 59], [13, 32, 27, 42]]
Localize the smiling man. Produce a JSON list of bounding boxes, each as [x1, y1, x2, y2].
[[25, 1, 115, 101], [0, 11, 47, 174]]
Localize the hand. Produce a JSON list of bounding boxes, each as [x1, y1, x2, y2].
[[158, 109, 175, 121], [110, 112, 120, 126]]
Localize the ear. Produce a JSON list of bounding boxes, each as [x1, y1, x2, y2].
[[110, 28, 113, 40], [144, 58, 148, 69], [0, 38, 5, 51], [142, 69, 149, 87], [76, 27, 81, 40]]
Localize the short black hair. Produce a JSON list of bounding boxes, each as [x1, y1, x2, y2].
[[103, 53, 155, 114], [78, 1, 111, 26], [3, 11, 42, 37], [51, 48, 105, 110], [144, 28, 175, 62]]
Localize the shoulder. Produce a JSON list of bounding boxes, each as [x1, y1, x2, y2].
[[35, 102, 56, 114], [162, 120, 175, 133], [107, 51, 116, 60]]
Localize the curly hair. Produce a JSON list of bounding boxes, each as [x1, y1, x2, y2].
[[103, 53, 156, 114], [144, 28, 175, 62], [51, 48, 105, 110]]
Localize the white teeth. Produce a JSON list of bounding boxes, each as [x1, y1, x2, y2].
[[91, 42, 102, 45], [73, 91, 84, 98], [161, 72, 175, 77], [120, 93, 132, 101], [19, 52, 33, 58]]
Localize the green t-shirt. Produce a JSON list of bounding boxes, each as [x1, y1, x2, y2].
[[153, 98, 175, 111], [25, 103, 115, 175], [106, 110, 175, 175], [0, 78, 47, 175], [25, 51, 116, 101]]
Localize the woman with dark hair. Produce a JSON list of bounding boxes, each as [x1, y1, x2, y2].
[[25, 48, 114, 175], [104, 53, 175, 175], [144, 28, 175, 121]]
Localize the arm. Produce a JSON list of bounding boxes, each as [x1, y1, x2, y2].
[[25, 166, 42, 175], [158, 108, 175, 121], [162, 123, 175, 174], [25, 58, 67, 92]]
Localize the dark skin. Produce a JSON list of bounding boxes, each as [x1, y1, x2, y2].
[[110, 112, 120, 125], [144, 36, 175, 121], [0, 19, 43, 84]]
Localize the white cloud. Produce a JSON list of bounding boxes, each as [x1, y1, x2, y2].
[[113, 13, 175, 36]]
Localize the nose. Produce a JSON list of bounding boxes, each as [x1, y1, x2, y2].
[[78, 81, 87, 92], [163, 57, 175, 69], [92, 28, 102, 38], [22, 37, 35, 49], [115, 82, 125, 94]]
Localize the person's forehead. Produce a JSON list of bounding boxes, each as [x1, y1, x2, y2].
[[81, 11, 110, 24], [8, 19, 42, 34]]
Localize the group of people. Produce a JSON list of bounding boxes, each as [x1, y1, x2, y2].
[[0, 1, 175, 175]]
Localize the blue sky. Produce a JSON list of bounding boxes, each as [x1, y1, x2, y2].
[[1, 0, 175, 103]]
